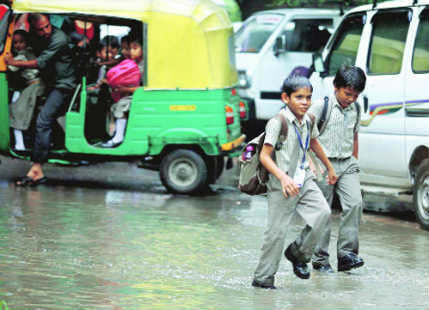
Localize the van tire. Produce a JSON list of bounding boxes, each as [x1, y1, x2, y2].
[[160, 149, 208, 194], [413, 159, 429, 231]]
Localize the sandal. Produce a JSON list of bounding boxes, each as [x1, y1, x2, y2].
[[15, 176, 34, 187], [30, 177, 48, 187], [15, 176, 48, 187]]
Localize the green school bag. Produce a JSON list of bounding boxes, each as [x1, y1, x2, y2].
[[238, 113, 288, 195]]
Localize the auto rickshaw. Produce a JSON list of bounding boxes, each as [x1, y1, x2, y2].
[[0, 0, 246, 194]]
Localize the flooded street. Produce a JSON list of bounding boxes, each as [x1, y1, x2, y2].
[[0, 156, 428, 310]]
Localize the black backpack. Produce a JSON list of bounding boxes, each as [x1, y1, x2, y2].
[[317, 96, 361, 135]]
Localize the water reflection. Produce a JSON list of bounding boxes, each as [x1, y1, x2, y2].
[[0, 182, 427, 310]]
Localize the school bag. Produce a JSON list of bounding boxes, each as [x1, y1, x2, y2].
[[106, 59, 141, 102], [317, 96, 361, 135], [238, 112, 315, 195]]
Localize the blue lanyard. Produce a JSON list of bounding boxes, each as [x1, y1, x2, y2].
[[293, 121, 310, 167]]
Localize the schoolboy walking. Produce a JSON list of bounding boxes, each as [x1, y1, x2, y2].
[[252, 76, 337, 289], [309, 65, 366, 273]]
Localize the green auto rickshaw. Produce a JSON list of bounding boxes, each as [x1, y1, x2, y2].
[[0, 0, 246, 194]]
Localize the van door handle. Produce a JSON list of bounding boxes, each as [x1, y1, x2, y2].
[[363, 96, 369, 113]]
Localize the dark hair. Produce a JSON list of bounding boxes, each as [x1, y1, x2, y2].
[[128, 32, 142, 46], [281, 75, 313, 96], [121, 35, 131, 45], [100, 35, 120, 49], [13, 29, 29, 42], [27, 13, 49, 27], [333, 65, 366, 92]]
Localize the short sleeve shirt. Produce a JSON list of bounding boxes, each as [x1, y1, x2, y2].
[[309, 95, 360, 159], [264, 107, 318, 190]]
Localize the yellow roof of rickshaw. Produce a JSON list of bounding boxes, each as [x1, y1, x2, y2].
[[11, 0, 238, 89], [12, 0, 231, 29]]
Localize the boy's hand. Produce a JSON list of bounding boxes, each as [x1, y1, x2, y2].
[[4, 52, 13, 64], [280, 173, 300, 198], [326, 168, 337, 185]]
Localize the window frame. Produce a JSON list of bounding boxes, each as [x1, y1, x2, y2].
[[325, 12, 365, 77], [411, 8, 429, 74], [366, 8, 411, 76]]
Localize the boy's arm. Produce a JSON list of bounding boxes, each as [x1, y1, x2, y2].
[[4, 52, 38, 68], [353, 132, 359, 159], [310, 138, 337, 185], [260, 144, 300, 197]]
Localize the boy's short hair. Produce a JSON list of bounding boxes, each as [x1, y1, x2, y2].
[[333, 65, 366, 92], [121, 34, 131, 45], [13, 29, 29, 41], [281, 75, 313, 96], [100, 35, 120, 49]]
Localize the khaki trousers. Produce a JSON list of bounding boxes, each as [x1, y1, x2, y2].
[[253, 172, 331, 286], [312, 157, 363, 265]]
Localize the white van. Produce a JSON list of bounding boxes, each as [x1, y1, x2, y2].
[[235, 8, 342, 121], [310, 0, 429, 230]]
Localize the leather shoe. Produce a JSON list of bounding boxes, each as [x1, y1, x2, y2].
[[312, 262, 334, 273], [338, 253, 364, 272], [284, 245, 310, 279], [251, 279, 276, 289]]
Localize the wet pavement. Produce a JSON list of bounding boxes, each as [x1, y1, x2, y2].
[[0, 156, 428, 310]]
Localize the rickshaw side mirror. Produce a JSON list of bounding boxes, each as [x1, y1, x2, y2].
[[312, 52, 328, 77], [273, 36, 286, 57]]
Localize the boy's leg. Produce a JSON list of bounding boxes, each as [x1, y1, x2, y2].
[[311, 179, 335, 267], [335, 160, 363, 264], [253, 191, 296, 287], [291, 177, 331, 264]]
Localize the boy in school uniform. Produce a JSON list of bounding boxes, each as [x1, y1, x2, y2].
[[309, 65, 367, 273], [252, 76, 337, 289]]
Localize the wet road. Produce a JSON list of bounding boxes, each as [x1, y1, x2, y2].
[[0, 156, 428, 310]]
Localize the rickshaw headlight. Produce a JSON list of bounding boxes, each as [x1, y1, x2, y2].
[[238, 71, 251, 89]]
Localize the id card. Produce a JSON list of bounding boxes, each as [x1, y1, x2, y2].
[[293, 166, 306, 188]]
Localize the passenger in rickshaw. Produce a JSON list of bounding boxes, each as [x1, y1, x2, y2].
[[7, 29, 44, 150], [85, 35, 122, 141], [4, 13, 76, 186], [88, 35, 121, 90], [120, 34, 131, 59], [99, 33, 143, 148]]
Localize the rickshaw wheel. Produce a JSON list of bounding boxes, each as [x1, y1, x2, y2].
[[160, 149, 208, 194]]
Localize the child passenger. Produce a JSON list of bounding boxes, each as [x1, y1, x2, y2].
[[8, 29, 44, 150], [252, 76, 337, 289], [100, 33, 144, 148], [88, 35, 121, 90]]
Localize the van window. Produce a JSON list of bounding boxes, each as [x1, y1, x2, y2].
[[368, 11, 409, 75], [234, 13, 283, 53], [326, 14, 364, 76], [283, 19, 333, 52], [412, 9, 429, 73]]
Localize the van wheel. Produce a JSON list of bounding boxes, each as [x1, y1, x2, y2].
[[160, 149, 208, 194], [413, 159, 429, 231]]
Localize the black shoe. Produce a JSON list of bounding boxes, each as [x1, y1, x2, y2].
[[312, 262, 334, 273], [251, 279, 276, 289], [284, 245, 310, 279], [338, 253, 364, 272]]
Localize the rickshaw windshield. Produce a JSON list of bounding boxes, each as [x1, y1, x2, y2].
[[234, 13, 283, 53]]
